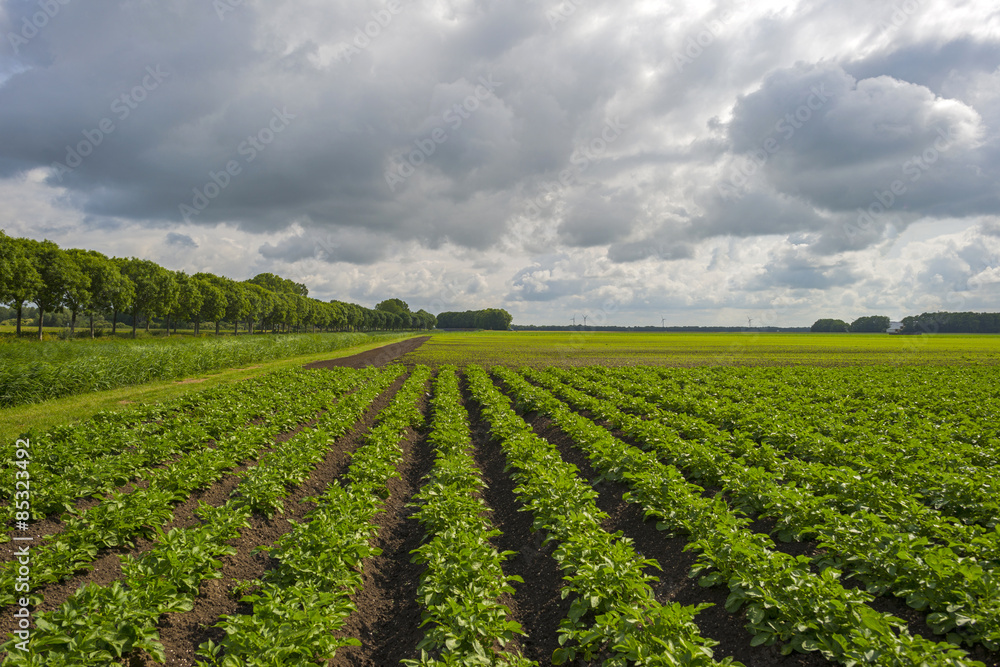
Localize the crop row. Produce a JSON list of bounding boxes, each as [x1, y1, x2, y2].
[[572, 367, 997, 559], [494, 366, 981, 666], [0, 367, 360, 537], [466, 365, 735, 666], [0, 368, 368, 608], [539, 367, 1000, 651], [405, 365, 531, 666], [597, 366, 999, 526], [1, 365, 404, 665], [198, 364, 431, 666]]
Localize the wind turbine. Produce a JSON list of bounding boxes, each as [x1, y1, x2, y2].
[[661, 318, 666, 328], [747, 316, 754, 329], [571, 316, 576, 326], [583, 315, 588, 326]]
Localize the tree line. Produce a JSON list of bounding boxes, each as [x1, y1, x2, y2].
[[436, 309, 513, 330], [811, 312, 1000, 334], [811, 316, 892, 333], [0, 231, 436, 340]]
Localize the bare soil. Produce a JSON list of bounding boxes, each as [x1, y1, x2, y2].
[[304, 336, 430, 370]]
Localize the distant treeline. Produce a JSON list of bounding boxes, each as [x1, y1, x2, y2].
[[437, 309, 513, 331], [512, 325, 811, 333], [902, 311, 1000, 334], [813, 312, 1000, 333]]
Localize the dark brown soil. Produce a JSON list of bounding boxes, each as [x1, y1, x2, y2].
[[304, 336, 430, 370], [330, 380, 433, 667], [520, 409, 829, 667], [466, 389, 572, 666]]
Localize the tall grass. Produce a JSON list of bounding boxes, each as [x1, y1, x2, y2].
[[0, 332, 403, 408]]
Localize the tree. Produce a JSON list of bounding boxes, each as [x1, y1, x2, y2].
[[28, 240, 87, 340], [475, 308, 513, 331], [70, 250, 128, 338], [243, 283, 273, 334], [175, 272, 204, 334], [849, 315, 891, 333], [65, 249, 101, 337], [118, 258, 172, 338], [223, 281, 250, 334], [414, 309, 436, 330], [108, 258, 136, 335], [811, 318, 850, 333], [375, 298, 410, 317], [193, 276, 226, 335], [1, 236, 42, 336]]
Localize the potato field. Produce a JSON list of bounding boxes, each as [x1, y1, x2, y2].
[[2, 349, 999, 666]]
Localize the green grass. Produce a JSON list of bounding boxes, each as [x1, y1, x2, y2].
[[0, 336, 418, 444], [401, 331, 1000, 367], [0, 331, 410, 408]]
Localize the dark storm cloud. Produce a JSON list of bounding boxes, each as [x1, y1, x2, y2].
[[700, 57, 1000, 254], [556, 188, 638, 248], [165, 232, 197, 248], [744, 250, 858, 291], [0, 0, 584, 261], [844, 38, 1000, 98]]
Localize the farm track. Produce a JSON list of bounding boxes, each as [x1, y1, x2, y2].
[[135, 373, 412, 667], [304, 335, 430, 370], [330, 384, 433, 667]]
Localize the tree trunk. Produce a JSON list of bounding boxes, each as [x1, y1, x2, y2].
[[112, 310, 118, 335], [165, 314, 171, 337], [215, 320, 221, 335], [70, 310, 77, 338], [37, 305, 44, 341], [90, 313, 95, 338], [194, 319, 200, 336], [145, 316, 151, 333], [15, 303, 22, 336]]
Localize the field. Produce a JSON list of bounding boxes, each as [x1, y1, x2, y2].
[[403, 331, 1000, 367], [1, 334, 999, 666]]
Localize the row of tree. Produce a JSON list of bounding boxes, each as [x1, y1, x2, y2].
[[0, 232, 436, 339], [810, 316, 892, 333], [812, 312, 1000, 334], [900, 311, 1000, 334], [437, 309, 513, 330]]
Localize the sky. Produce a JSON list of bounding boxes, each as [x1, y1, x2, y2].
[[1, 0, 999, 327]]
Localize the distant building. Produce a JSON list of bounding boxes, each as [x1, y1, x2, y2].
[[886, 321, 904, 334]]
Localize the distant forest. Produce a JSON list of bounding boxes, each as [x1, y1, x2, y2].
[[513, 325, 811, 332]]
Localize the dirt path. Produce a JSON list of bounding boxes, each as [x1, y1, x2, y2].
[[304, 336, 430, 370]]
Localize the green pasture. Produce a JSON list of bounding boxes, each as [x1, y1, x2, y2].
[[402, 331, 1000, 367]]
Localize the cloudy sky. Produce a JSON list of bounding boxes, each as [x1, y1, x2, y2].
[[1, 0, 999, 326]]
